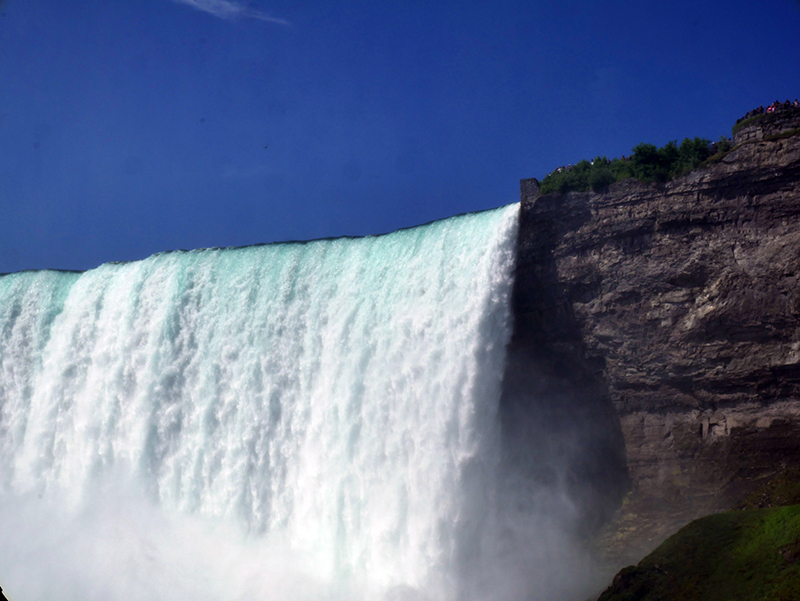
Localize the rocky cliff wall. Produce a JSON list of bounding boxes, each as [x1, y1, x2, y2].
[[510, 130, 800, 564], [733, 105, 800, 145]]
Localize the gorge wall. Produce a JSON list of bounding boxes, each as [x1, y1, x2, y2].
[[512, 117, 800, 564]]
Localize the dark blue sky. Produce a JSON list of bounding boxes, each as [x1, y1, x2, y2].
[[1, 0, 799, 273]]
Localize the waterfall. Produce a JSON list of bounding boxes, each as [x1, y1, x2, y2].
[[0, 204, 521, 601]]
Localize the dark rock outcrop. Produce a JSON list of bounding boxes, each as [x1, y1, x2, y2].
[[510, 124, 800, 565]]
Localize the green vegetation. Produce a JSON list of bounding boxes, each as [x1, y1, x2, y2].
[[539, 106, 800, 196], [540, 137, 732, 195], [732, 113, 767, 135], [765, 128, 800, 141], [598, 505, 800, 601], [702, 127, 799, 169]]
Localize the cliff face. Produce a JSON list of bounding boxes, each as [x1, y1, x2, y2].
[[511, 128, 800, 564]]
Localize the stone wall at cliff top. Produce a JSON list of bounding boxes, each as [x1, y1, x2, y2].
[[511, 130, 800, 561]]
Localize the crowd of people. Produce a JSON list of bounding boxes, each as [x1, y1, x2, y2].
[[736, 99, 800, 124]]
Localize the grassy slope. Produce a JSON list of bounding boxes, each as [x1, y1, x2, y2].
[[597, 505, 800, 601]]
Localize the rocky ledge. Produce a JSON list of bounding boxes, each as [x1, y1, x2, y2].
[[507, 123, 800, 566]]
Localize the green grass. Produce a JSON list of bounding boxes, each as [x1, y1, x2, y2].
[[598, 505, 800, 601], [764, 128, 800, 141], [700, 128, 800, 169], [732, 113, 767, 135]]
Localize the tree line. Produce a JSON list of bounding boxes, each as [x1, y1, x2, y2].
[[539, 137, 733, 195]]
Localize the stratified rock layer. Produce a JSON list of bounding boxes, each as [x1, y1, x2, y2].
[[513, 130, 800, 564]]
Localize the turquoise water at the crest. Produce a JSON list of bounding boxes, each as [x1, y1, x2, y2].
[[0, 204, 520, 601]]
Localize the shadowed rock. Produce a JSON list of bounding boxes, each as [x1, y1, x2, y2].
[[514, 122, 800, 565]]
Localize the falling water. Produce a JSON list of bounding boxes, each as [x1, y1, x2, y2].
[[0, 204, 523, 601]]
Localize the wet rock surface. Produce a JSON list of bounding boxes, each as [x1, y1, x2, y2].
[[512, 131, 800, 565]]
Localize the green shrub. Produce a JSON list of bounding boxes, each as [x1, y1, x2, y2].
[[715, 135, 733, 154], [539, 137, 713, 194], [589, 166, 616, 191], [676, 137, 712, 174], [609, 156, 635, 181]]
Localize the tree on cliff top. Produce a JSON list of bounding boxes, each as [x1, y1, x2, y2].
[[540, 137, 712, 194]]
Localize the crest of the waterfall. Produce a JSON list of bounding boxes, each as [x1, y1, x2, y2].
[[0, 204, 519, 600]]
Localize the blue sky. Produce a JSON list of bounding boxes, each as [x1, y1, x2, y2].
[[1, 0, 799, 273]]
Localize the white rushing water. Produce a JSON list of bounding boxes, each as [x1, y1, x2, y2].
[[0, 204, 523, 601]]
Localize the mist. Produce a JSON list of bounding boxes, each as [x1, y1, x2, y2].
[[0, 205, 615, 601], [0, 461, 605, 601]]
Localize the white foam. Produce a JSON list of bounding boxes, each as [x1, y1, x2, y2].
[[0, 205, 519, 601]]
